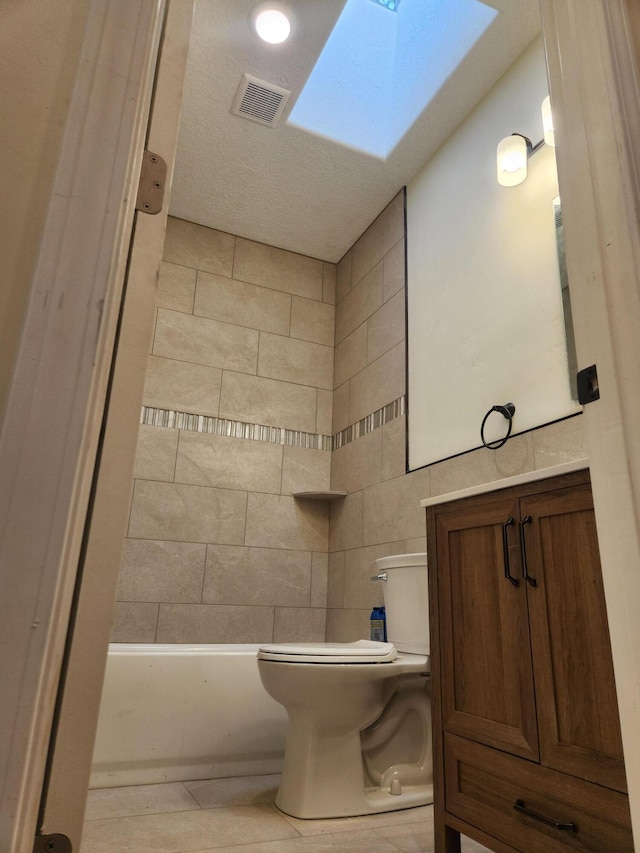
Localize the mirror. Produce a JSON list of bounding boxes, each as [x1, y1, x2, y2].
[[406, 36, 580, 471]]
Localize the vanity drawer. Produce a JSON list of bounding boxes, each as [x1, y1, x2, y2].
[[444, 734, 633, 852]]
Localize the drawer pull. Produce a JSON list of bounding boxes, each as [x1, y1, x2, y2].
[[513, 798, 577, 832], [502, 517, 519, 587]]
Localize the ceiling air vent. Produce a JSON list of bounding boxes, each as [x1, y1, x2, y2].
[[231, 74, 291, 127]]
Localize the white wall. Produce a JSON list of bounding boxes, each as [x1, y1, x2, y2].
[[407, 36, 580, 470]]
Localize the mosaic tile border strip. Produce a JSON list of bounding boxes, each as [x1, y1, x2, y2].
[[141, 406, 332, 450], [332, 396, 406, 450], [140, 395, 406, 452]]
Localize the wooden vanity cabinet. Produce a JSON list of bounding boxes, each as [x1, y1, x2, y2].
[[426, 469, 632, 852]]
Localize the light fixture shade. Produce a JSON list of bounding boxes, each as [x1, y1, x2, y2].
[[252, 3, 291, 44], [541, 95, 555, 147], [497, 134, 528, 186]]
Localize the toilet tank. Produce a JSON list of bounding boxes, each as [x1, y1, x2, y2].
[[375, 553, 429, 655]]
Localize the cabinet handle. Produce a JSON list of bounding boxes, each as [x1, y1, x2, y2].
[[519, 515, 537, 587], [513, 798, 577, 832], [502, 517, 519, 587]]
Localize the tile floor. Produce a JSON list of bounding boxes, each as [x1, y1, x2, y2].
[[81, 774, 492, 853]]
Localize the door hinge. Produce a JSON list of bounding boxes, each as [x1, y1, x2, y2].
[[135, 149, 167, 214], [33, 833, 72, 853], [576, 364, 600, 405]]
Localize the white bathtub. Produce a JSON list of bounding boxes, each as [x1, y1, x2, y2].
[[90, 644, 288, 789]]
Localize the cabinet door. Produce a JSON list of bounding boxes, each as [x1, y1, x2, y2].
[[436, 498, 539, 760], [521, 484, 627, 792]]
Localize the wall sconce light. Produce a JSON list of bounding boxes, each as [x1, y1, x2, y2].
[[496, 96, 553, 187]]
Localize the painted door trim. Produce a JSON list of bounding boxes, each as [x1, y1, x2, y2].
[[0, 2, 165, 850], [540, 0, 640, 845]]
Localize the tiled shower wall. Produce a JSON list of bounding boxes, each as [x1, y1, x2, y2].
[[113, 191, 588, 644], [112, 218, 336, 643], [325, 190, 588, 642]]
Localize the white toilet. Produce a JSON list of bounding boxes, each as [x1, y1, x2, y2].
[[257, 553, 433, 819]]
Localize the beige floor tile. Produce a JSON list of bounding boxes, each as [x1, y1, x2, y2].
[[378, 819, 435, 853], [461, 839, 494, 853], [80, 803, 298, 853], [184, 774, 280, 808], [84, 782, 199, 821], [276, 803, 433, 837], [200, 828, 402, 852], [381, 816, 491, 853]]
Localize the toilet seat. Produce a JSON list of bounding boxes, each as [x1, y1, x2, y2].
[[257, 639, 397, 664]]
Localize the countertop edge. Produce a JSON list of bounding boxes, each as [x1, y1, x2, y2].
[[419, 458, 589, 508]]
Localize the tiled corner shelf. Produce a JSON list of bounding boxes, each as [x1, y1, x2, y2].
[[292, 490, 347, 501]]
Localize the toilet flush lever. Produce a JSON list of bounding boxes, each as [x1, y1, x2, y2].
[[370, 572, 388, 582]]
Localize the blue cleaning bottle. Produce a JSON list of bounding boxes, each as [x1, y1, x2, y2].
[[370, 606, 387, 642]]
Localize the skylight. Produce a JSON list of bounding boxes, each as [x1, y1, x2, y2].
[[287, 0, 498, 159]]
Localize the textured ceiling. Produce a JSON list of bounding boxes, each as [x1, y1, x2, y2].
[[169, 0, 542, 262]]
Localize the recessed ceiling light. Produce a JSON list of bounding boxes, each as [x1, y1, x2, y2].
[[252, 3, 292, 44]]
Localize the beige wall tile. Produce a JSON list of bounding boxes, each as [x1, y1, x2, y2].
[[349, 342, 405, 424], [331, 430, 383, 494], [290, 296, 335, 346], [194, 271, 291, 335], [367, 289, 405, 364], [156, 604, 274, 643], [203, 545, 311, 607], [258, 332, 333, 390], [329, 491, 363, 552], [382, 416, 407, 481], [153, 308, 259, 374], [335, 262, 384, 345], [273, 607, 326, 642], [336, 250, 352, 303], [383, 239, 406, 303], [128, 480, 247, 544], [157, 261, 196, 313], [351, 192, 405, 286], [220, 371, 317, 433], [362, 468, 430, 546], [233, 238, 323, 300], [334, 323, 367, 388], [175, 432, 283, 493], [532, 414, 587, 468], [316, 389, 333, 436], [143, 356, 222, 416], [281, 446, 331, 495], [284, 451, 329, 501], [117, 539, 206, 603], [163, 217, 235, 276], [343, 542, 407, 610], [322, 262, 336, 305], [332, 382, 350, 434], [311, 552, 328, 608], [325, 608, 370, 644], [327, 551, 345, 608], [428, 451, 494, 498], [132, 425, 178, 482], [110, 602, 159, 643], [245, 493, 328, 552], [429, 433, 535, 498], [405, 536, 427, 554], [495, 433, 536, 479]]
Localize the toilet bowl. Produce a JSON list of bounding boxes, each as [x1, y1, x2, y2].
[[257, 553, 433, 819]]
